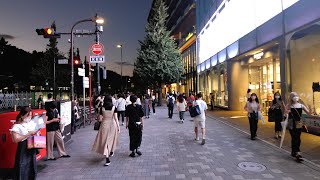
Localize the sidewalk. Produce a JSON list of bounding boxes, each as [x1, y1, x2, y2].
[[206, 109, 320, 166], [37, 106, 320, 180]]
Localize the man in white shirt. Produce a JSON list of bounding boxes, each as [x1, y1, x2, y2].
[[126, 92, 132, 106], [194, 93, 208, 145], [166, 93, 175, 119], [116, 94, 126, 125]]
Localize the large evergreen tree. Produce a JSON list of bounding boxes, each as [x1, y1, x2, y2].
[[134, 0, 184, 105]]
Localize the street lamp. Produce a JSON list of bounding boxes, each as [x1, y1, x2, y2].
[[70, 15, 104, 102], [117, 44, 123, 92]]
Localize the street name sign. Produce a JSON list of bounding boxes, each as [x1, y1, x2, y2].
[[90, 55, 105, 63], [58, 59, 68, 64], [83, 77, 89, 88]]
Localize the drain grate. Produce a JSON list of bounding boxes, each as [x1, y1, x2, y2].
[[238, 162, 266, 172]]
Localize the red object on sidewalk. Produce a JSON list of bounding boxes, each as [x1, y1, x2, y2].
[[0, 109, 46, 171]]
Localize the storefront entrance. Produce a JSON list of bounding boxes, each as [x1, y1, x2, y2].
[[248, 57, 280, 114]]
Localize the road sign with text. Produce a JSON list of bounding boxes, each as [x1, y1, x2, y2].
[[90, 55, 105, 64], [78, 68, 85, 77], [91, 43, 104, 55], [83, 77, 89, 88]]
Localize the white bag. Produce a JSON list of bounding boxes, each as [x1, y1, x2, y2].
[[258, 111, 265, 125]]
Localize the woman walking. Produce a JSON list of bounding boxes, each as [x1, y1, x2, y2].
[[285, 92, 310, 161], [270, 92, 285, 139], [177, 95, 187, 123], [244, 93, 261, 140], [92, 95, 120, 166], [10, 107, 38, 180], [125, 95, 144, 157], [143, 94, 151, 118]]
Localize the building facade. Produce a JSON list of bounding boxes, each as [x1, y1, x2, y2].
[[161, 0, 197, 97], [197, 0, 320, 115]]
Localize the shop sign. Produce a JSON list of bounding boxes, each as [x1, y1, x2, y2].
[[253, 52, 264, 60]]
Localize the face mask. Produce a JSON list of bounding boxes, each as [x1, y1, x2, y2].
[[275, 96, 280, 99], [251, 96, 256, 100], [293, 96, 299, 102], [23, 117, 31, 123]]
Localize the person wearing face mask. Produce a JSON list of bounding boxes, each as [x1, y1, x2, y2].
[[244, 93, 261, 140], [10, 107, 38, 180], [285, 92, 311, 161], [270, 92, 285, 139]]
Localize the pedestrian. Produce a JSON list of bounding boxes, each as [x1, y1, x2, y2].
[[125, 95, 144, 157], [10, 107, 38, 180], [167, 93, 175, 119], [285, 92, 310, 161], [92, 95, 120, 166], [116, 93, 126, 126], [72, 100, 80, 134], [143, 94, 151, 118], [94, 95, 103, 120], [270, 92, 285, 139], [136, 94, 142, 105], [45, 102, 70, 160], [151, 94, 156, 115], [177, 95, 187, 123], [193, 93, 208, 145], [186, 93, 195, 112], [125, 92, 132, 107], [37, 95, 43, 109], [244, 93, 261, 140], [246, 89, 252, 101]]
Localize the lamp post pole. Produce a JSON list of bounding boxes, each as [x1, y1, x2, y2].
[[120, 46, 123, 92]]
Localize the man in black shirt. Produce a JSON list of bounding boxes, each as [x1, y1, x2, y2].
[[45, 96, 70, 160]]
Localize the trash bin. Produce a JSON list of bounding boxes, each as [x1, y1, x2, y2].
[[0, 109, 46, 178]]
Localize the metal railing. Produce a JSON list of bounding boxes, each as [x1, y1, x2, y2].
[[0, 92, 32, 110]]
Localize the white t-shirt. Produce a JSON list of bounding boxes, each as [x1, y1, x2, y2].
[[136, 98, 142, 105], [9, 123, 30, 141], [126, 96, 132, 106], [116, 98, 126, 111], [194, 99, 208, 121]]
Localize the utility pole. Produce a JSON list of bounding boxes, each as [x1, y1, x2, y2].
[[95, 14, 101, 95]]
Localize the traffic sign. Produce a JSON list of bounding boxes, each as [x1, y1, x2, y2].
[[58, 59, 68, 64], [78, 68, 85, 77], [91, 43, 104, 55], [83, 77, 89, 88], [90, 55, 105, 63]]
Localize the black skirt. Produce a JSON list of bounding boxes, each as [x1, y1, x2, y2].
[[128, 125, 142, 151], [14, 140, 37, 180]]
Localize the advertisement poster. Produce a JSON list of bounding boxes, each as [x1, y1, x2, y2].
[[59, 101, 72, 142]]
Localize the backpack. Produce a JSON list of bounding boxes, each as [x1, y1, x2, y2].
[[189, 101, 201, 117], [168, 97, 174, 107]]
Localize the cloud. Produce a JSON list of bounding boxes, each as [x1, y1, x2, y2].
[[0, 34, 15, 40]]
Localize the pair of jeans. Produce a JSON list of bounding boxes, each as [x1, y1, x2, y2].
[[117, 111, 125, 123], [179, 111, 185, 120], [152, 103, 156, 113], [168, 106, 173, 118], [289, 128, 302, 153], [249, 112, 258, 139]]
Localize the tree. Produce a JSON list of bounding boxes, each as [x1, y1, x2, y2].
[[134, 0, 184, 105]]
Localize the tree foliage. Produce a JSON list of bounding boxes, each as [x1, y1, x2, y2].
[[134, 0, 184, 90]]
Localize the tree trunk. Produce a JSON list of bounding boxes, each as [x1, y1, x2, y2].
[[158, 85, 162, 106]]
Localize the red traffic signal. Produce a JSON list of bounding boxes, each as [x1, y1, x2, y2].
[[74, 59, 80, 65]]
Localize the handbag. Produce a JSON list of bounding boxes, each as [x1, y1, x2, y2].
[[93, 121, 101, 131], [267, 108, 275, 122], [190, 105, 201, 117], [27, 136, 46, 149]]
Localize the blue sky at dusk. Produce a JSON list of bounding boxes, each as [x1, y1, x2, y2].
[[0, 0, 152, 76]]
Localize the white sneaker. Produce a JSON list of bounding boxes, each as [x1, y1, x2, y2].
[[195, 137, 199, 141], [181, 120, 184, 123]]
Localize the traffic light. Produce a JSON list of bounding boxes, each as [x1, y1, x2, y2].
[[74, 58, 80, 65], [36, 27, 61, 39]]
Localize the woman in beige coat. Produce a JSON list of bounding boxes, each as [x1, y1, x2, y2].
[[92, 95, 120, 166]]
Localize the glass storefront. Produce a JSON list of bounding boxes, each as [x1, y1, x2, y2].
[[181, 43, 197, 95], [288, 22, 320, 115]]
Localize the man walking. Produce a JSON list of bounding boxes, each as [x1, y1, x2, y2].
[[194, 93, 208, 145], [166, 93, 175, 119]]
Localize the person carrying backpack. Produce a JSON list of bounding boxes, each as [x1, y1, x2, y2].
[[167, 93, 175, 119]]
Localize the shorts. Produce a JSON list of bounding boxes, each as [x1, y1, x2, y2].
[[194, 120, 205, 128]]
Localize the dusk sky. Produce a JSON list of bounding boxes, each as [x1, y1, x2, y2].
[[0, 0, 153, 76]]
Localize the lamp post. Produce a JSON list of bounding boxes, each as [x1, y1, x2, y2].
[[117, 44, 123, 92], [70, 16, 104, 102]]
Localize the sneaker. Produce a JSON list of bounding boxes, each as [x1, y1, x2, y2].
[[195, 137, 199, 141], [61, 155, 71, 158], [274, 135, 278, 139], [181, 120, 184, 123], [121, 122, 124, 126], [201, 139, 206, 145], [296, 152, 303, 161], [136, 150, 142, 156], [104, 159, 111, 166], [109, 152, 114, 157], [129, 152, 135, 158]]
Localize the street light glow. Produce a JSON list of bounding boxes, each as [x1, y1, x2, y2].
[[117, 44, 122, 48], [95, 17, 104, 24]]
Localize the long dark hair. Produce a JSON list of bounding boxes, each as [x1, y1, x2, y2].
[[16, 106, 31, 123], [272, 92, 282, 104], [178, 95, 184, 103], [103, 95, 113, 110], [249, 93, 259, 104]]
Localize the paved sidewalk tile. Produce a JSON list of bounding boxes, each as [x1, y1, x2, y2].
[[37, 106, 320, 179]]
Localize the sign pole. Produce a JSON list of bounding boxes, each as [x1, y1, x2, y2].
[[89, 63, 93, 124], [83, 63, 86, 128]]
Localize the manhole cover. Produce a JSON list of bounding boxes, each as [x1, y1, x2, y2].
[[238, 162, 266, 172]]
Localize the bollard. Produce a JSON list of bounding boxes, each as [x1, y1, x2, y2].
[[14, 104, 17, 112]]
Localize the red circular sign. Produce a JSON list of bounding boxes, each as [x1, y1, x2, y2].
[[91, 43, 104, 55]]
